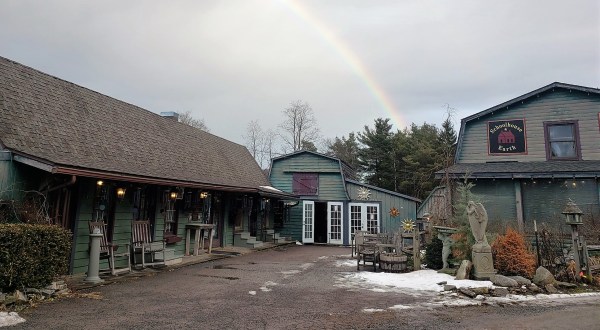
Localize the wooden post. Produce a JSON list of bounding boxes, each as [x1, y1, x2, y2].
[[413, 229, 421, 270], [515, 181, 524, 232]]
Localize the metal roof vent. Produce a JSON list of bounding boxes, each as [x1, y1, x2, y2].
[[160, 111, 179, 122]]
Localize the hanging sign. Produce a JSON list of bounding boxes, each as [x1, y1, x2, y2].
[[487, 119, 527, 155]]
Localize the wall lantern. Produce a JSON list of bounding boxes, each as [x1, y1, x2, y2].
[[116, 187, 126, 200], [96, 180, 104, 186], [170, 191, 178, 200], [562, 199, 583, 225], [200, 191, 208, 199]]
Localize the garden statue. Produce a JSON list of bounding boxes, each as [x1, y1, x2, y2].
[[466, 201, 496, 280], [437, 233, 453, 269]]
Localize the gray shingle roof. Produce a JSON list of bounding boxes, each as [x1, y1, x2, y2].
[[437, 161, 600, 179], [0, 56, 270, 190]]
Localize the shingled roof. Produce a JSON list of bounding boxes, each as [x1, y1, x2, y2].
[[0, 56, 270, 191], [437, 161, 600, 179]]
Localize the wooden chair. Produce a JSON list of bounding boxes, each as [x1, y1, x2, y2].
[[131, 220, 166, 268], [356, 231, 378, 272], [88, 221, 131, 276]]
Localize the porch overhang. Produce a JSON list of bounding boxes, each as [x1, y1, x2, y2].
[[436, 160, 600, 180], [257, 186, 299, 200]]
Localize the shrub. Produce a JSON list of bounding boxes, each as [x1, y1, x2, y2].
[[424, 232, 444, 269], [492, 227, 536, 278], [0, 224, 72, 291]]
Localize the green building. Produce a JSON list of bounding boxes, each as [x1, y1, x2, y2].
[[433, 82, 600, 233], [0, 56, 293, 274], [269, 151, 421, 245]]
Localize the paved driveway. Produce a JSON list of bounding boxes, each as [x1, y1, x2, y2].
[[12, 245, 600, 329]]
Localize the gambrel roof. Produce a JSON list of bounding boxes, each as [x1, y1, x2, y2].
[[455, 82, 600, 163], [0, 56, 270, 191]]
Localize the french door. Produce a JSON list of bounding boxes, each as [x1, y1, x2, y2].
[[302, 201, 314, 243], [327, 202, 343, 244], [349, 203, 380, 236]]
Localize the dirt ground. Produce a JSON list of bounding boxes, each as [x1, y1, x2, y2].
[[11, 245, 600, 329]]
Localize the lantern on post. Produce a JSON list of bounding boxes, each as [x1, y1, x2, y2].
[[562, 199, 588, 280]]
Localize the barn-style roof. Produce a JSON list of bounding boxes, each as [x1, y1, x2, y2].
[[0, 56, 270, 192]]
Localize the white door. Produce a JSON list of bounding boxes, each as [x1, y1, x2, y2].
[[302, 201, 314, 243], [348, 203, 380, 234], [327, 202, 344, 245]]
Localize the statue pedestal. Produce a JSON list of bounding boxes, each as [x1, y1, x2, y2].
[[472, 249, 496, 280]]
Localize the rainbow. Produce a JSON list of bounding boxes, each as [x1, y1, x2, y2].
[[280, 0, 407, 129]]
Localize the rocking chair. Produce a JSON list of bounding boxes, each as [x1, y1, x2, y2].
[[131, 220, 166, 268]]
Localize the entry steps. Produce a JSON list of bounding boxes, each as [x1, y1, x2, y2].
[[234, 230, 292, 248]]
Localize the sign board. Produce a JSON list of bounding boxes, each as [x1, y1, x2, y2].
[[487, 119, 527, 155]]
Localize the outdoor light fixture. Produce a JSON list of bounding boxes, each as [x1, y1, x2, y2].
[[116, 187, 126, 200], [96, 180, 104, 186], [200, 191, 208, 199], [170, 191, 178, 200], [562, 199, 583, 225]]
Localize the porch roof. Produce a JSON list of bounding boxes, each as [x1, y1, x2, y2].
[[436, 161, 600, 179], [0, 56, 270, 190]]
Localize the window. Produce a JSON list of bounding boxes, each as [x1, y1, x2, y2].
[[292, 173, 318, 195], [544, 121, 580, 160]]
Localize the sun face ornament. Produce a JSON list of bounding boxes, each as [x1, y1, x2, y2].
[[357, 187, 371, 200], [402, 219, 415, 232], [389, 207, 400, 217]]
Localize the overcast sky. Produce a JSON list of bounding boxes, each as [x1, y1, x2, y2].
[[1, 0, 598, 150]]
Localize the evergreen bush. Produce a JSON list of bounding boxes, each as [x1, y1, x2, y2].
[[492, 227, 536, 278], [0, 224, 72, 291], [424, 231, 444, 269]]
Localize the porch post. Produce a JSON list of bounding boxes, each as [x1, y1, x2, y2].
[[514, 180, 524, 232]]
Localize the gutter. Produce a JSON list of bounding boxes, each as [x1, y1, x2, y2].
[[46, 175, 77, 193]]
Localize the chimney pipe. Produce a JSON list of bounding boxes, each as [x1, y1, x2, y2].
[[160, 111, 179, 122]]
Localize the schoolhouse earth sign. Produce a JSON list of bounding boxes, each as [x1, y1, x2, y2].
[[487, 119, 527, 155]]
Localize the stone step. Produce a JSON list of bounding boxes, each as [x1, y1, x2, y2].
[[154, 248, 182, 265]]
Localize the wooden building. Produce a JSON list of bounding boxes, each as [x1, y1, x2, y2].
[[269, 151, 420, 245], [436, 82, 600, 232], [0, 56, 293, 274]]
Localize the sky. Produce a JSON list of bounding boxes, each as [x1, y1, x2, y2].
[[1, 0, 598, 151]]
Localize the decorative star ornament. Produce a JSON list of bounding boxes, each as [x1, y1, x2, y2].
[[389, 207, 399, 217]]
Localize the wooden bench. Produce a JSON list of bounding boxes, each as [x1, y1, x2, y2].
[[89, 221, 131, 276]]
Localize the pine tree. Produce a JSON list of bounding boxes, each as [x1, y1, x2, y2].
[[357, 118, 395, 190]]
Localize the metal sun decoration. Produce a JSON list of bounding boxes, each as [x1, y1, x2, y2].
[[357, 187, 371, 200], [389, 207, 400, 217], [401, 219, 415, 232]]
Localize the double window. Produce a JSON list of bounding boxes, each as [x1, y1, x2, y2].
[[544, 121, 581, 160]]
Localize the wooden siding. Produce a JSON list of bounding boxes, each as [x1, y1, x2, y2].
[[346, 182, 417, 233], [270, 153, 347, 201], [458, 89, 600, 163], [470, 180, 518, 228], [522, 178, 600, 231]]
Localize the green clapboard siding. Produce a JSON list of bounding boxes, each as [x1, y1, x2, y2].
[[270, 152, 347, 200], [458, 89, 600, 163], [470, 180, 518, 229], [522, 178, 600, 231], [346, 182, 418, 233]]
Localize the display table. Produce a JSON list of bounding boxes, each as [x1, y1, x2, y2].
[[185, 223, 215, 256]]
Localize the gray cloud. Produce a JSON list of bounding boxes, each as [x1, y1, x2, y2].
[[1, 0, 598, 147]]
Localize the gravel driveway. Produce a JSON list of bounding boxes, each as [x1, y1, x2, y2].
[[11, 245, 600, 329]]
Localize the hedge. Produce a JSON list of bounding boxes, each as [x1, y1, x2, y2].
[[0, 224, 72, 291]]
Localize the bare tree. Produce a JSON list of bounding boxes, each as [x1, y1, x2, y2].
[[279, 100, 320, 153], [244, 120, 264, 161], [243, 120, 280, 169], [178, 111, 209, 132]]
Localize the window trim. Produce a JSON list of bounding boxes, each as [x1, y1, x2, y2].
[[543, 120, 581, 161]]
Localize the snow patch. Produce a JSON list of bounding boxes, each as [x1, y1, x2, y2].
[[335, 259, 356, 267], [248, 291, 257, 295], [300, 263, 313, 270], [363, 308, 385, 313], [0, 312, 25, 327], [260, 281, 278, 292]]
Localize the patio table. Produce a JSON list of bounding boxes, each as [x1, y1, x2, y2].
[[185, 223, 215, 256]]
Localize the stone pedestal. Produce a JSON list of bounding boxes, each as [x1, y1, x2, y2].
[[472, 249, 496, 280]]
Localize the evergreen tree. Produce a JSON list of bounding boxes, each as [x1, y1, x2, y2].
[[326, 132, 360, 171], [357, 118, 395, 190]]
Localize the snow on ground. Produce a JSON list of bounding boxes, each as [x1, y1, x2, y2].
[[0, 312, 25, 327], [332, 258, 600, 310]]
